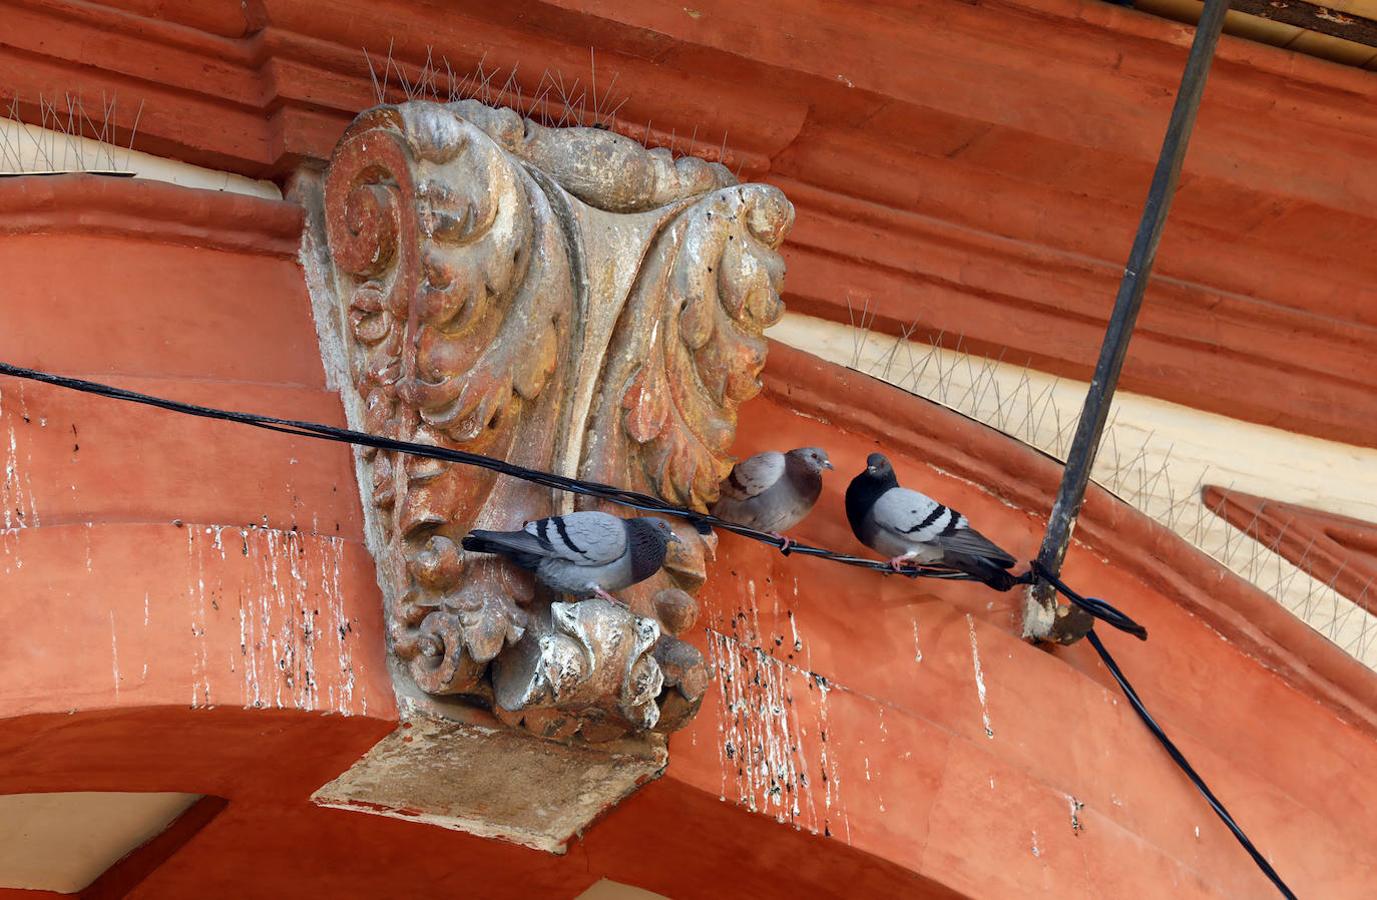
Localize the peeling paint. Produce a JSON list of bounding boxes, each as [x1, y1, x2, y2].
[[911, 617, 923, 662], [967, 614, 994, 739], [786, 408, 832, 426]]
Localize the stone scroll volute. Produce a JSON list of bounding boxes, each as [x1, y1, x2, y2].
[[318, 100, 793, 743]]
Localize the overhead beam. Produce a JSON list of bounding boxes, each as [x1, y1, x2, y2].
[[1228, 0, 1377, 49]]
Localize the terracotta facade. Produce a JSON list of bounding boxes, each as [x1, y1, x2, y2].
[[5, 0, 1376, 445], [2, 1, 1377, 897]]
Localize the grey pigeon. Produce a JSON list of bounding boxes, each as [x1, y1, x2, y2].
[[462, 511, 681, 602], [845, 452, 1020, 590], [711, 447, 833, 549]]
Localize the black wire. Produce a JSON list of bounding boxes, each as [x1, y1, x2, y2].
[[1030, 559, 1148, 640], [0, 361, 977, 581], [3, 360, 1296, 894], [1087, 630, 1297, 899], [1031, 564, 1296, 895]]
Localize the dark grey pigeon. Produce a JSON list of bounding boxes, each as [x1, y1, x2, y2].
[[845, 452, 1020, 590], [462, 511, 681, 602], [711, 447, 833, 549]]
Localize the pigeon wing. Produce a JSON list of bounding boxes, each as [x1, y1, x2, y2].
[[718, 451, 786, 501], [870, 486, 949, 542], [933, 525, 1017, 568], [521, 511, 628, 565]]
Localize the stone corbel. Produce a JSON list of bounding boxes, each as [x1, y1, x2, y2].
[[302, 100, 791, 764]]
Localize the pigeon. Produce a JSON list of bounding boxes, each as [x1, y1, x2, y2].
[[711, 447, 833, 549], [462, 511, 681, 602], [845, 452, 1021, 590]]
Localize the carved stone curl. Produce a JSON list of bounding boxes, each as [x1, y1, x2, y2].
[[319, 100, 793, 742]]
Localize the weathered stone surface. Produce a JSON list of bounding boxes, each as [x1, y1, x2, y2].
[[305, 99, 793, 744], [310, 717, 666, 854]]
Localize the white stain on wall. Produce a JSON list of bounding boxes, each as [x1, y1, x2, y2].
[[967, 614, 994, 740], [0, 387, 40, 532], [182, 524, 365, 716], [705, 568, 855, 843]]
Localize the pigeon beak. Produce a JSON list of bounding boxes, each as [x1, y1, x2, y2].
[[668, 531, 684, 545], [822, 460, 835, 470]]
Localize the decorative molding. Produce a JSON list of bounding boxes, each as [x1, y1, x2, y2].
[[0, 175, 302, 257], [772, 172, 1377, 450], [1204, 486, 1377, 615], [3, 1, 1377, 447], [309, 100, 792, 742]]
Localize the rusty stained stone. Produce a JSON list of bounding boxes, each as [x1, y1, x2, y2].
[[306, 99, 794, 744]]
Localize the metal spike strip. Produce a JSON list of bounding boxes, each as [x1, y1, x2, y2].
[[842, 320, 1377, 669]]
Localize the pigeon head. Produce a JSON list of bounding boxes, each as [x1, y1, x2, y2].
[[627, 517, 680, 581], [852, 452, 900, 494], [846, 452, 901, 535], [865, 452, 896, 480], [787, 446, 834, 473], [629, 516, 682, 548], [642, 517, 681, 543]]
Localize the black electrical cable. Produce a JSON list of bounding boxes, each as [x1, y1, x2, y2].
[[1087, 630, 1298, 899], [0, 360, 1296, 895], [0, 361, 976, 581], [1031, 567, 1294, 895], [1030, 559, 1148, 640]]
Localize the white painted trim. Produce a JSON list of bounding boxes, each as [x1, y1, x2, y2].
[[0, 116, 280, 200]]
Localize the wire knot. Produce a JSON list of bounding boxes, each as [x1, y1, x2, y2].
[[1029, 560, 1148, 641]]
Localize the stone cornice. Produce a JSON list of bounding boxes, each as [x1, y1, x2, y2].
[[776, 180, 1377, 447], [0, 174, 303, 256], [4, 0, 1374, 439]]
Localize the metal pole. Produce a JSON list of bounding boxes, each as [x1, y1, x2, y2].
[[1028, 0, 1231, 634]]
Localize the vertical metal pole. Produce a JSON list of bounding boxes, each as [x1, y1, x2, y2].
[[1029, 0, 1231, 629]]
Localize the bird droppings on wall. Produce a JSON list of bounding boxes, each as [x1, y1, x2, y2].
[[0, 386, 40, 533], [1068, 795, 1085, 835], [967, 614, 994, 740], [183, 523, 366, 716], [704, 574, 851, 844], [706, 629, 852, 841]]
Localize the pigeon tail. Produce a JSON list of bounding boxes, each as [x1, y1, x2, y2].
[[943, 551, 1025, 592], [462, 530, 544, 571]]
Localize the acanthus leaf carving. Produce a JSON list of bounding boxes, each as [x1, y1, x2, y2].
[[317, 99, 793, 743]]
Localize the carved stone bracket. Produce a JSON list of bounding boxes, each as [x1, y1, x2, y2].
[[313, 100, 793, 744]]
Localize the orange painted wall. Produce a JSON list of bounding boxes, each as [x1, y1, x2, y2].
[[2, 176, 1377, 897], [0, 176, 397, 843]]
